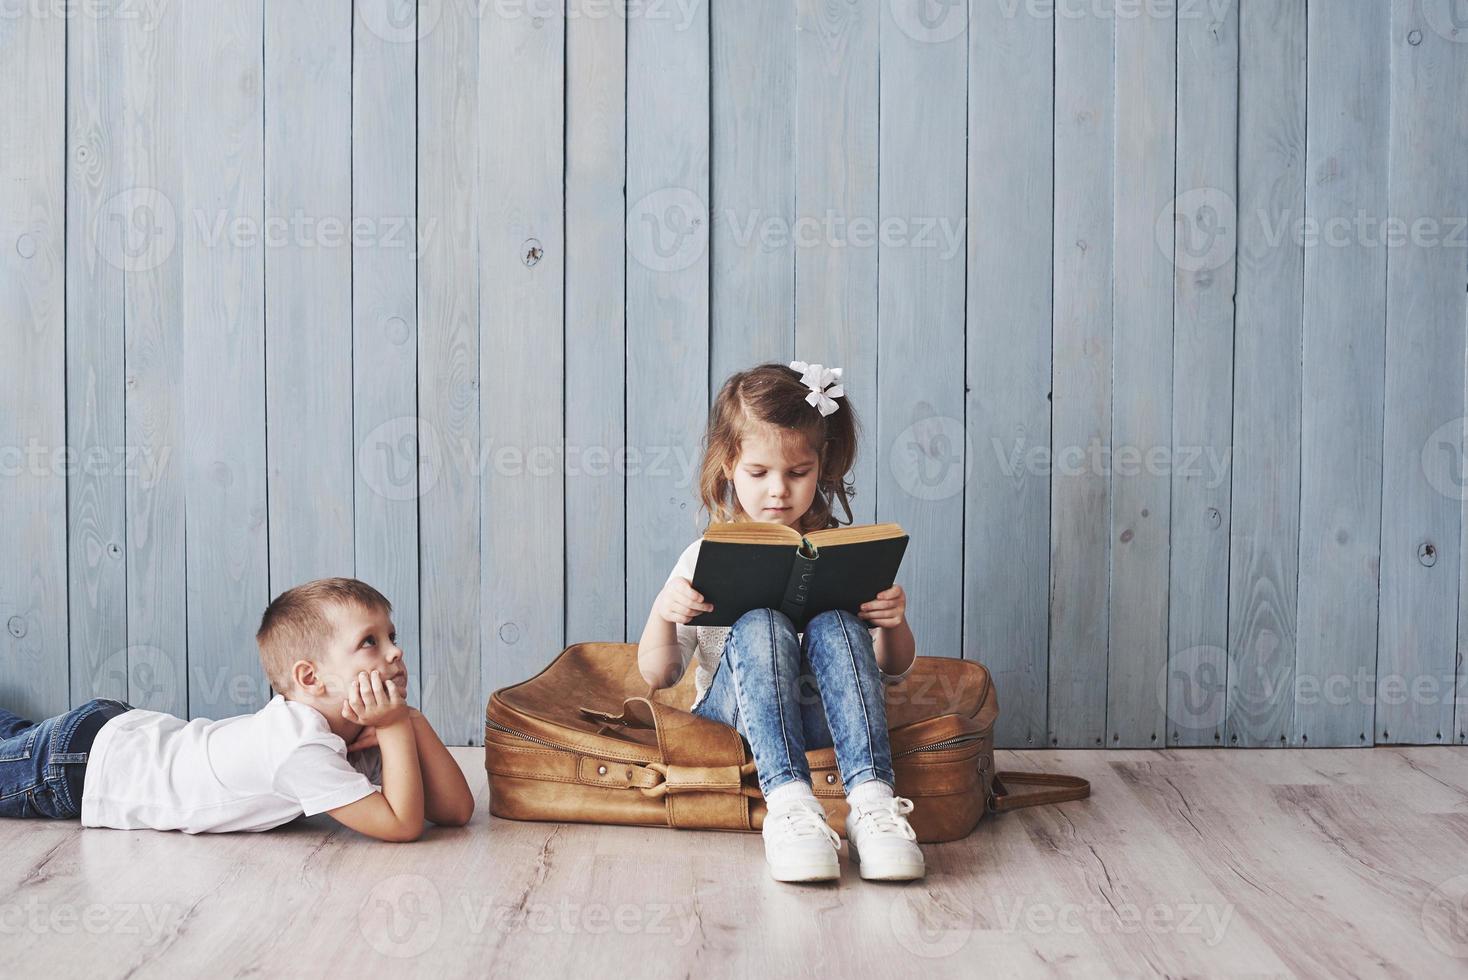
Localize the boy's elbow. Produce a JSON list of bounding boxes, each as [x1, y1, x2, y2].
[[439, 797, 475, 827], [385, 821, 424, 843]]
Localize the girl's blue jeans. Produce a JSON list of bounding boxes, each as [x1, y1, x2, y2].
[[690, 607, 896, 797], [0, 698, 132, 819]]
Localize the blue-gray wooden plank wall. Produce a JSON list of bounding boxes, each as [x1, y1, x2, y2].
[[2, 0, 1466, 748]]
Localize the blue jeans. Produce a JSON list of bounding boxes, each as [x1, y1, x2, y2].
[[690, 607, 896, 797], [0, 698, 132, 819]]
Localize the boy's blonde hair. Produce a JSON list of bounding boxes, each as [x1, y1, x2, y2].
[[256, 577, 392, 692], [699, 362, 862, 534]]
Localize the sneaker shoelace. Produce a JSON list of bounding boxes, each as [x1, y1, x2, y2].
[[768, 800, 841, 848], [852, 796, 918, 840]]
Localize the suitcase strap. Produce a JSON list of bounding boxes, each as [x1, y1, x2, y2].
[[990, 771, 1090, 812]]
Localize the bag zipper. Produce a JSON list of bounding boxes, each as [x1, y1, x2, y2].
[[897, 732, 985, 756], [485, 716, 589, 754]]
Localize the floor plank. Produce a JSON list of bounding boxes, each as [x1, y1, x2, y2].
[[2, 748, 1466, 977]]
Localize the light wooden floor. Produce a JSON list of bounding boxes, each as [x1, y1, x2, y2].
[[3, 747, 1467, 978]]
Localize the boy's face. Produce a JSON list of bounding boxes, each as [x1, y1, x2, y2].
[[292, 601, 408, 707], [728, 427, 820, 529]]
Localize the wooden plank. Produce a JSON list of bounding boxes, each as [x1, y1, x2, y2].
[[353, 0, 422, 707], [1225, 0, 1305, 748], [418, 0, 481, 743], [1169, 0, 1238, 748], [565, 0, 627, 643], [65, 8, 128, 706], [181, 0, 270, 718], [1048, 1, 1112, 746], [478, 3, 566, 696], [1295, 0, 1389, 747], [1380, 0, 1468, 745], [0, 9, 67, 719], [264, 0, 355, 593], [877, 0, 966, 664], [624, 0, 711, 633], [794, 0, 878, 528], [965, 0, 1052, 746], [1108, 0, 1176, 749], [711, 0, 794, 378], [121, 4, 188, 716]]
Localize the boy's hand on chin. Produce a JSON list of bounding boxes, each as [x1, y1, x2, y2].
[[341, 669, 410, 730]]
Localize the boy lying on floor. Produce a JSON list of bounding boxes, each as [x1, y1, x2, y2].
[[0, 578, 473, 841]]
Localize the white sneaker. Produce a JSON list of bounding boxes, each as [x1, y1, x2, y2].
[[762, 798, 841, 882], [845, 796, 926, 881]]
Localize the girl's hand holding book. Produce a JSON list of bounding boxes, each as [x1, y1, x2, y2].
[[859, 584, 907, 629], [655, 577, 713, 625]]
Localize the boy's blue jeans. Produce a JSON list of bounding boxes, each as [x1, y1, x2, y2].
[[690, 607, 896, 797], [0, 698, 132, 819]]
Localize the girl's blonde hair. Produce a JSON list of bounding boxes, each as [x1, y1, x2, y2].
[[697, 362, 862, 534]]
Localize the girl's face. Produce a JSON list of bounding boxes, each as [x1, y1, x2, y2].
[[728, 427, 820, 529]]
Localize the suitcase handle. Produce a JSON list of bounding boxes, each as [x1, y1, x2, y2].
[[990, 771, 1090, 812]]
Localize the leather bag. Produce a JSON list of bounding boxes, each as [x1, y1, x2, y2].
[[484, 642, 1089, 842]]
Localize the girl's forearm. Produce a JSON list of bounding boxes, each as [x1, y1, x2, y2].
[[638, 609, 685, 687], [874, 620, 916, 676]]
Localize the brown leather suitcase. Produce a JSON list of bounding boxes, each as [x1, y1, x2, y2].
[[483, 642, 1088, 842]]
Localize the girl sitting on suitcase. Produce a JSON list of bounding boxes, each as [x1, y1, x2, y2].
[[637, 361, 924, 883]]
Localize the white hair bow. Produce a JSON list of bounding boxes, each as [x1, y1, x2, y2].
[[789, 361, 845, 417]]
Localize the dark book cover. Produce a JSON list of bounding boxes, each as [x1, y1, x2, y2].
[[687, 533, 908, 632]]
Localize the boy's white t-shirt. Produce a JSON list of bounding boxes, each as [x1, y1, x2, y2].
[[666, 538, 911, 705], [81, 694, 383, 834]]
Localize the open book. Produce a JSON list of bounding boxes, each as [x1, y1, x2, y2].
[[686, 521, 909, 632]]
